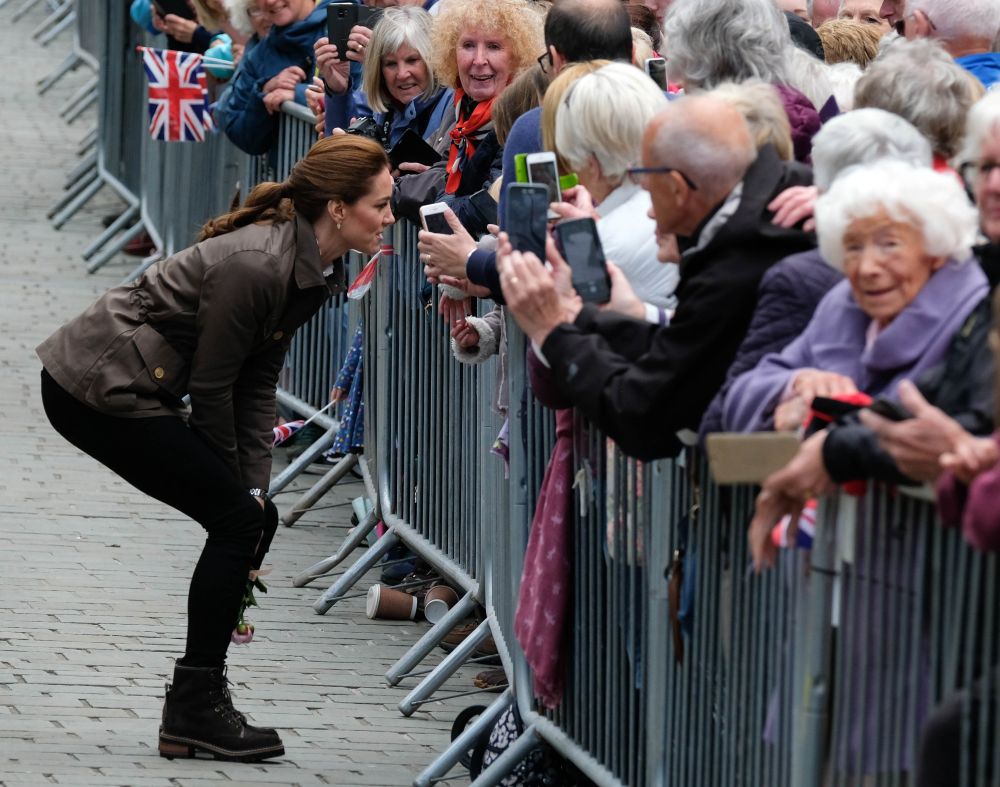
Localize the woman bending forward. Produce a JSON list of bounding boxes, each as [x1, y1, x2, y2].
[[36, 135, 394, 762]]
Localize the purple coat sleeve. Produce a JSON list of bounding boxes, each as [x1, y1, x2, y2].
[[721, 329, 815, 432]]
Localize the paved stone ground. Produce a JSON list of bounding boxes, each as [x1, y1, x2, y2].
[[0, 9, 479, 786]]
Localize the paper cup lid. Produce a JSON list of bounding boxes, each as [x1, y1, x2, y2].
[[365, 584, 381, 619]]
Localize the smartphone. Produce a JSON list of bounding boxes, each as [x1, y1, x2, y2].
[[469, 188, 498, 227], [154, 0, 194, 18], [358, 6, 384, 29], [504, 183, 549, 260], [869, 398, 913, 422], [327, 3, 358, 61], [811, 396, 862, 420], [525, 151, 561, 218], [419, 202, 453, 235], [553, 218, 612, 304], [388, 128, 442, 169], [644, 57, 667, 91]]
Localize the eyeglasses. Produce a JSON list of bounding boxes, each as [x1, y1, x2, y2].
[[960, 160, 1000, 186], [626, 165, 699, 191], [536, 50, 553, 74], [897, 9, 936, 34]]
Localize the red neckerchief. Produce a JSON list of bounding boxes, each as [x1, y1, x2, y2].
[[445, 89, 495, 194]]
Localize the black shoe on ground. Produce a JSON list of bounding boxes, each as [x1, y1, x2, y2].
[[158, 663, 284, 763]]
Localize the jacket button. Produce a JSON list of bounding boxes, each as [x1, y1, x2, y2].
[[273, 330, 284, 341], [153, 367, 165, 379]]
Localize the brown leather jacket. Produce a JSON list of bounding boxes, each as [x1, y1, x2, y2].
[[37, 215, 344, 490]]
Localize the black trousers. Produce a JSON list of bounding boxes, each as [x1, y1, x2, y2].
[[40, 370, 279, 667]]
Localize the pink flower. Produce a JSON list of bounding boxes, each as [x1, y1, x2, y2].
[[231, 621, 255, 645]]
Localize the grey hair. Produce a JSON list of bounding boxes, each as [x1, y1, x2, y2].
[[811, 108, 933, 190], [854, 38, 977, 158], [708, 80, 794, 160], [554, 62, 668, 183], [223, 0, 255, 37], [816, 160, 978, 269], [662, 0, 791, 89], [361, 7, 439, 114], [959, 92, 1000, 165], [649, 99, 757, 202], [907, 0, 1000, 44]]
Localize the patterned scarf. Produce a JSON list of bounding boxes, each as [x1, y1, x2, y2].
[[445, 90, 495, 194]]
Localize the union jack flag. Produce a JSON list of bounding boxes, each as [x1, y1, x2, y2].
[[139, 46, 213, 142]]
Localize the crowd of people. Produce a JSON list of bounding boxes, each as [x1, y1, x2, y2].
[[78, 0, 1000, 778]]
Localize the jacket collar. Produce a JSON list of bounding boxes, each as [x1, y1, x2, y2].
[[292, 213, 337, 291], [859, 258, 989, 372]]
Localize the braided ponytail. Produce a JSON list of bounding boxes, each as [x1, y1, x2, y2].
[[198, 135, 390, 241]]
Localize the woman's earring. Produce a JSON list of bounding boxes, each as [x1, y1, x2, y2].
[[337, 221, 342, 231]]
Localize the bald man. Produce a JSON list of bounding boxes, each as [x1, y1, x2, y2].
[[498, 96, 816, 459]]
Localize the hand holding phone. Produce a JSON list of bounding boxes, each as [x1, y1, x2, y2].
[[327, 3, 357, 61], [552, 217, 612, 304], [419, 203, 454, 236], [503, 183, 549, 260]]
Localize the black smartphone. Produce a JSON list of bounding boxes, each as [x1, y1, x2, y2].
[[504, 183, 549, 260], [553, 218, 611, 304], [469, 188, 498, 227], [358, 6, 384, 29], [811, 396, 862, 420], [154, 0, 195, 18], [327, 3, 358, 61], [388, 128, 442, 169], [869, 398, 913, 422], [644, 57, 667, 91]]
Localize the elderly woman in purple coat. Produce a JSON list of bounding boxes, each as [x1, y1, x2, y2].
[[722, 160, 988, 434]]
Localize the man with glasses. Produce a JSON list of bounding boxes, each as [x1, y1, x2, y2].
[[497, 96, 816, 460], [901, 0, 1000, 87]]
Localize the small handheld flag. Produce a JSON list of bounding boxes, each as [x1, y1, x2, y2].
[[138, 46, 214, 142]]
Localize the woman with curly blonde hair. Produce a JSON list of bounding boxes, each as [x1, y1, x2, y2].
[[395, 0, 543, 235]]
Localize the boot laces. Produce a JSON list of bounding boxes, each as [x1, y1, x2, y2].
[[209, 667, 246, 727]]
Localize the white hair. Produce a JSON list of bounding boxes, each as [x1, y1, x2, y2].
[[907, 0, 1000, 44], [662, 0, 791, 89], [224, 0, 256, 37], [815, 160, 979, 269], [555, 63, 668, 183], [959, 91, 1000, 164], [812, 108, 933, 190], [361, 7, 439, 113], [783, 45, 837, 112]]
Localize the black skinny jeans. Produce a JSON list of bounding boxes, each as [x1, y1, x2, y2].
[[40, 369, 279, 667]]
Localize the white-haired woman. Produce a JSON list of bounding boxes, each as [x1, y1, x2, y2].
[[549, 62, 677, 311], [316, 6, 454, 152], [959, 91, 1000, 257], [722, 160, 988, 433]]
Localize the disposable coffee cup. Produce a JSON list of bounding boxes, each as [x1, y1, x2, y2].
[[366, 583, 418, 621], [423, 585, 459, 624]]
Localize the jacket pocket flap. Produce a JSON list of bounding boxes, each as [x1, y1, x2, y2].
[[131, 324, 189, 397]]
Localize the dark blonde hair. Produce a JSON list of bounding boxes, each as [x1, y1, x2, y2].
[[816, 19, 882, 69], [200, 136, 389, 240], [492, 64, 552, 145]]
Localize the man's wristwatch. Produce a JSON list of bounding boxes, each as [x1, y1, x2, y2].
[[248, 488, 267, 499]]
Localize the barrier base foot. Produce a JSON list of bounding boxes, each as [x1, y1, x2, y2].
[[293, 508, 379, 587], [385, 593, 477, 687], [312, 531, 399, 615], [399, 619, 492, 717]]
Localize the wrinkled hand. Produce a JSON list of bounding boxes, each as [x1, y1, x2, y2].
[[941, 436, 1000, 485], [162, 13, 197, 42], [774, 397, 809, 433], [346, 26, 373, 63], [498, 233, 582, 346], [438, 293, 471, 329], [601, 262, 645, 320], [791, 369, 858, 407], [305, 80, 326, 132], [263, 88, 295, 114], [769, 185, 818, 232], [439, 274, 493, 300], [314, 38, 351, 94], [452, 318, 480, 348], [748, 431, 834, 571], [398, 162, 431, 175], [859, 380, 977, 482], [555, 184, 598, 220], [150, 5, 166, 31], [263, 65, 306, 94], [418, 208, 476, 280]]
